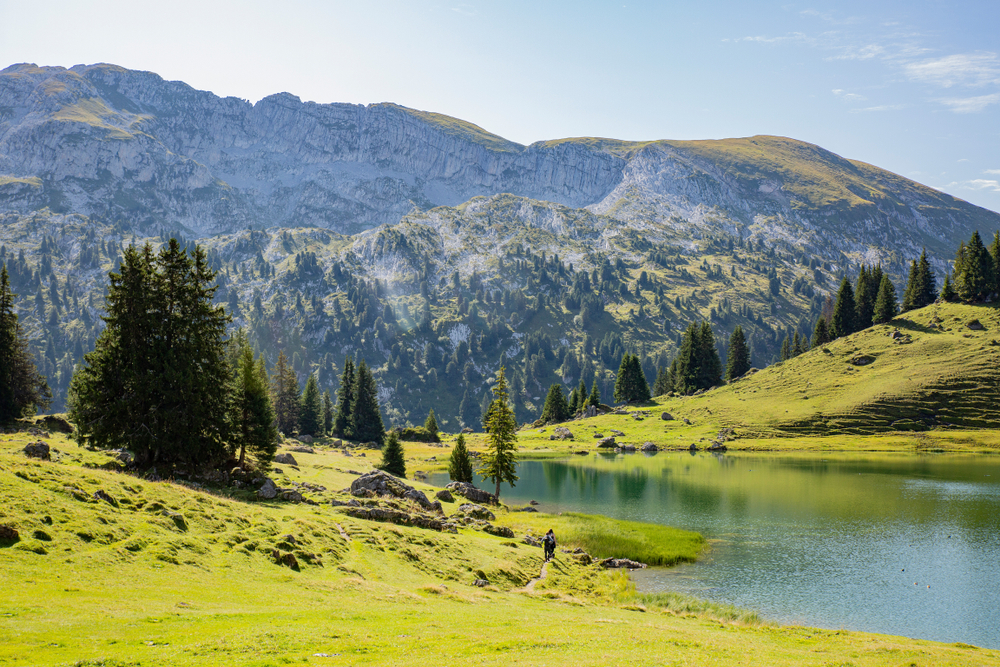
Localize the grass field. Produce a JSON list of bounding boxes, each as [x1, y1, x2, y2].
[[3, 422, 999, 666]]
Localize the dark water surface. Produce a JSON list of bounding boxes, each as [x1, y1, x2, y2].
[[434, 452, 1000, 648]]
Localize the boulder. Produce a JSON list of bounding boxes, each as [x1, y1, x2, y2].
[[23, 441, 50, 460], [848, 354, 876, 366], [599, 557, 647, 569], [93, 490, 117, 506], [280, 490, 304, 502], [688, 443, 698, 451], [473, 579, 489, 587], [273, 453, 298, 465], [39, 415, 73, 433], [640, 442, 658, 452], [456, 503, 495, 521], [593, 432, 604, 438], [435, 489, 455, 503], [483, 524, 515, 538], [967, 319, 986, 331], [461, 427, 474, 434], [343, 506, 456, 533], [445, 481, 497, 505], [351, 470, 441, 512], [257, 478, 279, 500], [620, 444, 636, 452], [522, 535, 541, 547], [582, 404, 599, 418], [288, 445, 314, 453], [553, 426, 574, 440], [596, 437, 616, 449], [513, 506, 538, 512], [610, 429, 625, 436], [660, 412, 674, 421], [297, 434, 314, 444], [0, 524, 18, 541]]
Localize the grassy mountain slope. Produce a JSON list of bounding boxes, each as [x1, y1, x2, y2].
[[2, 431, 996, 665]]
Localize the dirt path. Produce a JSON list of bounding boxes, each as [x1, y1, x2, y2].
[[334, 523, 351, 542], [522, 560, 550, 593]]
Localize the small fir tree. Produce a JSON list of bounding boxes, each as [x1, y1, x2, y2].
[[298, 373, 323, 436], [830, 277, 857, 338], [901, 259, 920, 312], [331, 357, 355, 438], [480, 366, 518, 498], [424, 408, 439, 437], [350, 359, 385, 444], [915, 250, 937, 308], [448, 433, 474, 483], [652, 365, 672, 396], [322, 390, 334, 435], [376, 431, 406, 477], [540, 383, 571, 422], [270, 351, 300, 435], [575, 378, 587, 412], [872, 274, 899, 324], [613, 354, 651, 404], [811, 316, 831, 348], [955, 231, 993, 302], [587, 377, 601, 408], [725, 325, 750, 381], [231, 342, 278, 468], [940, 272, 958, 302], [0, 264, 51, 422]]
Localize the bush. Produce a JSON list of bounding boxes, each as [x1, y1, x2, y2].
[[393, 426, 440, 443]]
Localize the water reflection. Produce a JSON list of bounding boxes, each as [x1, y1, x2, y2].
[[432, 451, 1000, 649]]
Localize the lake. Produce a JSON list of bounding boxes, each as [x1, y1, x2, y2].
[[434, 451, 1000, 648]]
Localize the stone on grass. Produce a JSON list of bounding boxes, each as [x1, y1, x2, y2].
[[483, 524, 515, 538], [23, 442, 50, 460], [599, 557, 647, 569], [352, 470, 441, 512], [0, 524, 18, 541], [297, 434, 314, 444], [273, 453, 298, 465], [257, 478, 279, 500], [435, 489, 455, 503], [640, 442, 658, 452], [445, 481, 497, 505], [596, 437, 616, 449], [553, 426, 574, 440], [456, 504, 495, 521], [660, 412, 674, 421]]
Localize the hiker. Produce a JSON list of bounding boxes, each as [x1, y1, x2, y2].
[[543, 529, 556, 562]]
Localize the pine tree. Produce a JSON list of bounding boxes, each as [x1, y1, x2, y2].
[[955, 231, 992, 302], [811, 316, 830, 348], [540, 383, 570, 422], [855, 265, 876, 328], [652, 365, 672, 396], [68, 241, 228, 466], [780, 335, 791, 361], [940, 272, 958, 302], [901, 259, 919, 312], [575, 378, 587, 412], [480, 366, 518, 498], [673, 323, 700, 395], [424, 408, 439, 437], [231, 341, 278, 468], [872, 274, 899, 324], [830, 277, 857, 338], [0, 265, 51, 422], [332, 357, 355, 438], [694, 322, 722, 389], [613, 353, 651, 404], [725, 325, 750, 381], [915, 250, 937, 308], [448, 433, 474, 483], [990, 232, 1000, 299], [349, 359, 385, 444], [298, 373, 323, 436], [587, 377, 601, 408], [270, 351, 299, 435], [322, 390, 334, 436], [376, 430, 406, 477], [459, 386, 479, 430]]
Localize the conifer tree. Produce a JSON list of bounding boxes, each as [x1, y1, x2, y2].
[[652, 365, 672, 396], [270, 351, 300, 436], [940, 272, 958, 302], [855, 265, 876, 328], [587, 377, 601, 408], [915, 250, 937, 308], [481, 365, 518, 498], [322, 390, 334, 436], [990, 232, 1000, 299], [955, 231, 992, 302], [872, 274, 899, 324], [349, 359, 385, 444], [0, 265, 51, 422], [376, 430, 406, 477], [575, 378, 587, 412], [69, 241, 228, 465], [332, 357, 355, 438], [448, 433, 474, 483], [540, 383, 571, 422], [830, 277, 857, 338], [613, 353, 651, 404], [298, 373, 323, 436], [811, 316, 830, 348], [424, 408, 439, 436], [459, 387, 479, 430], [725, 325, 750, 381], [231, 342, 278, 468], [779, 335, 791, 361], [901, 259, 919, 312], [695, 322, 722, 389]]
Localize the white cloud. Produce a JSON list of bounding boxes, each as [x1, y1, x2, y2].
[[832, 89, 866, 101], [986, 169, 1000, 175], [938, 93, 1000, 113], [946, 179, 1000, 193], [828, 44, 885, 61], [849, 104, 905, 113], [904, 52, 1000, 88]]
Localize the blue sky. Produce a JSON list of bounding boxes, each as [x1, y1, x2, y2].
[[2, 0, 998, 213]]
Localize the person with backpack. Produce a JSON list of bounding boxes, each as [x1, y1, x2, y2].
[[542, 529, 556, 562]]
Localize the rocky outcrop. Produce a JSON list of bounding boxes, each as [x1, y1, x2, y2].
[[445, 481, 496, 505], [343, 506, 457, 533], [351, 470, 442, 513], [599, 557, 647, 569]]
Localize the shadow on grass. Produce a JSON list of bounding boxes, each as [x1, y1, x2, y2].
[[890, 317, 941, 335]]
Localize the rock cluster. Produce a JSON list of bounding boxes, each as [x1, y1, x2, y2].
[[445, 481, 496, 506], [599, 557, 647, 569], [351, 470, 442, 513]]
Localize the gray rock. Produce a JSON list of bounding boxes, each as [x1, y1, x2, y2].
[[553, 426, 574, 440], [610, 429, 625, 436], [288, 445, 314, 453], [93, 490, 117, 506], [23, 441, 50, 460], [351, 470, 440, 512], [640, 442, 658, 452], [688, 443, 698, 451], [445, 481, 497, 505], [482, 524, 515, 538], [456, 503, 495, 521], [522, 535, 541, 547], [620, 444, 636, 452], [435, 489, 455, 503], [257, 478, 279, 500], [343, 506, 457, 533], [514, 506, 538, 512], [596, 437, 616, 448], [280, 490, 304, 502], [599, 557, 647, 569], [0, 524, 19, 541], [968, 319, 985, 331], [296, 434, 314, 444], [473, 579, 490, 587], [660, 412, 674, 421], [273, 453, 298, 465]]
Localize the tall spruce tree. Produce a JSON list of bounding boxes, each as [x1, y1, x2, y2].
[[68, 241, 228, 465], [855, 265, 877, 328], [613, 353, 651, 404], [587, 377, 601, 408], [0, 264, 51, 422], [901, 259, 920, 312], [298, 373, 323, 436], [915, 250, 937, 308], [940, 272, 958, 302], [376, 430, 406, 477], [270, 351, 299, 436], [331, 357, 355, 438], [459, 387, 479, 430], [231, 341, 278, 469], [872, 274, 899, 325], [955, 231, 992, 302], [830, 277, 857, 338], [480, 365, 518, 498], [725, 325, 750, 381], [575, 378, 587, 412], [349, 359, 385, 444], [540, 383, 571, 422], [652, 365, 672, 396], [695, 322, 722, 388], [424, 408, 439, 436], [779, 335, 791, 361], [448, 433, 474, 483], [990, 232, 1000, 298], [811, 316, 831, 347], [321, 390, 334, 436]]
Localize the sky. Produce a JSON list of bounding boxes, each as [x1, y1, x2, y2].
[[1, 0, 999, 213]]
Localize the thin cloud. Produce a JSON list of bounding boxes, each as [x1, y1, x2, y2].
[[832, 89, 866, 101], [850, 104, 905, 113], [986, 169, 1000, 175], [828, 44, 885, 61], [904, 52, 1000, 88], [939, 93, 1000, 113], [946, 179, 1000, 193]]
